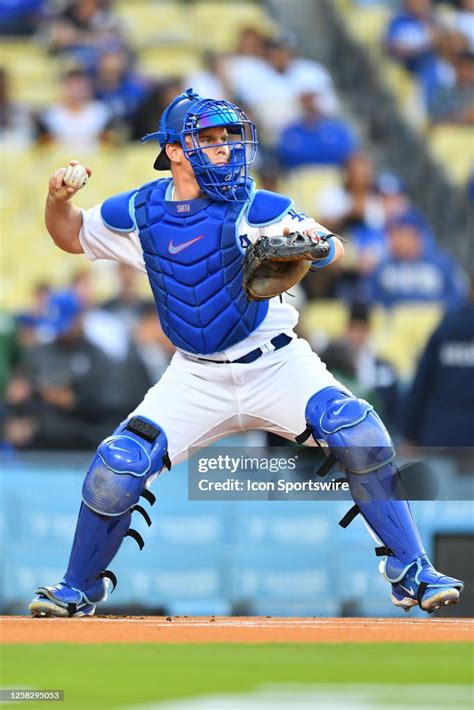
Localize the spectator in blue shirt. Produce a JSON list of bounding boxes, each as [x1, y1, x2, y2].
[[0, 0, 44, 35], [403, 276, 474, 446], [277, 89, 358, 169], [94, 47, 150, 125], [367, 214, 468, 308], [385, 0, 439, 75]]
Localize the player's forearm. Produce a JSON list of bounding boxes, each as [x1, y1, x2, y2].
[[45, 195, 84, 254], [45, 160, 91, 254]]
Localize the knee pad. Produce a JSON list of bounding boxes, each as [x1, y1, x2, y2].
[[83, 416, 170, 516], [305, 386, 395, 473]]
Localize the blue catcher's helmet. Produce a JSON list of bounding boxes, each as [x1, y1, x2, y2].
[[142, 88, 258, 202]]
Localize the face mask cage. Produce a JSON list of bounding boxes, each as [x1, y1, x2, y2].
[[180, 99, 258, 202]]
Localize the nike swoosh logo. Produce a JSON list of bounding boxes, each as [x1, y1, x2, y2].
[[108, 442, 131, 455], [168, 235, 204, 254], [399, 584, 415, 596]]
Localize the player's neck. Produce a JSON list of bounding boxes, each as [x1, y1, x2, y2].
[[171, 174, 203, 201]]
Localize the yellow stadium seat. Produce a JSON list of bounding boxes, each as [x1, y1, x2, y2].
[[429, 126, 474, 184], [281, 167, 341, 218], [373, 304, 443, 376], [191, 2, 275, 51], [299, 300, 349, 342], [115, 3, 192, 47], [140, 46, 200, 78], [1, 42, 58, 105], [345, 6, 390, 56]]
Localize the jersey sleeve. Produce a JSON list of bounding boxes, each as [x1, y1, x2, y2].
[[79, 203, 146, 272], [241, 205, 333, 243]]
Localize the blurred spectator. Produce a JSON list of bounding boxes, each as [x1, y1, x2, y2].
[[184, 51, 230, 101], [0, 0, 44, 36], [69, 269, 131, 361], [4, 290, 151, 450], [429, 49, 474, 124], [225, 33, 338, 144], [131, 77, 183, 142], [36, 68, 112, 148], [457, 0, 474, 51], [338, 302, 400, 428], [102, 263, 150, 332], [441, 0, 474, 52], [0, 311, 19, 398], [15, 281, 52, 346], [134, 302, 174, 383], [0, 67, 35, 148], [403, 275, 474, 445], [47, 0, 124, 69], [385, 0, 440, 76], [375, 172, 429, 228], [385, 0, 459, 108], [316, 154, 386, 273], [222, 26, 269, 106], [277, 90, 358, 170], [319, 302, 402, 431], [366, 214, 468, 308], [94, 46, 150, 126], [320, 337, 380, 409], [467, 170, 474, 201]]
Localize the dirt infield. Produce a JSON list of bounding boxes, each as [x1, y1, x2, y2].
[[2, 616, 473, 644]]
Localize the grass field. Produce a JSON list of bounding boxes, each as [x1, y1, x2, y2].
[[1, 642, 473, 709]]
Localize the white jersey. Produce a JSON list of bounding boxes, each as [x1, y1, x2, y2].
[[79, 184, 332, 361]]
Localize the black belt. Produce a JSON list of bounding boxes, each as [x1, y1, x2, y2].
[[197, 333, 293, 365]]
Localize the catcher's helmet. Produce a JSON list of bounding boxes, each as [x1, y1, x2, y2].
[[141, 88, 258, 202]]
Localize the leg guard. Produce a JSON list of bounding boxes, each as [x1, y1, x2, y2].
[[30, 417, 169, 617], [304, 387, 425, 564], [301, 387, 463, 613]]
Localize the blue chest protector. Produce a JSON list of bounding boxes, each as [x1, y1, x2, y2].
[[101, 178, 292, 355]]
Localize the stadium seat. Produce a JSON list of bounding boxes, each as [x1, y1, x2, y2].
[[140, 46, 200, 78], [191, 2, 275, 51], [0, 43, 57, 104], [373, 304, 443, 376], [344, 5, 390, 56], [115, 3, 191, 47], [429, 126, 474, 184], [281, 167, 341, 218], [299, 300, 349, 342]]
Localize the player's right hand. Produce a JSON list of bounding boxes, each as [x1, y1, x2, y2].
[[48, 159, 92, 202]]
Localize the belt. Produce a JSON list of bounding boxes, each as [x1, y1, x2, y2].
[[197, 333, 293, 365]]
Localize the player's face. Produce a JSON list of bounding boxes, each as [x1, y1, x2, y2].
[[186, 126, 231, 165]]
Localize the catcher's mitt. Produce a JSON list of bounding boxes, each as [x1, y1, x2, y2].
[[242, 231, 332, 301]]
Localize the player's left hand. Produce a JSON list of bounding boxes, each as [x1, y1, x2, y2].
[[242, 230, 332, 302]]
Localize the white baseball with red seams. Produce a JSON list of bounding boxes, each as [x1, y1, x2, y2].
[[63, 164, 89, 189]]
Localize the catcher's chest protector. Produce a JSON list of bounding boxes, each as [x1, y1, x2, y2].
[[133, 178, 269, 354]]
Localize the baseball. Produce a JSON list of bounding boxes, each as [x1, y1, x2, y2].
[[63, 164, 89, 190]]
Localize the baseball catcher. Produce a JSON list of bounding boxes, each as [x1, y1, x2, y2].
[[29, 88, 463, 618]]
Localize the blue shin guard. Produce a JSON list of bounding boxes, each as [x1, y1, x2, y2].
[[304, 387, 424, 564], [301, 388, 463, 612], [30, 417, 169, 617]]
